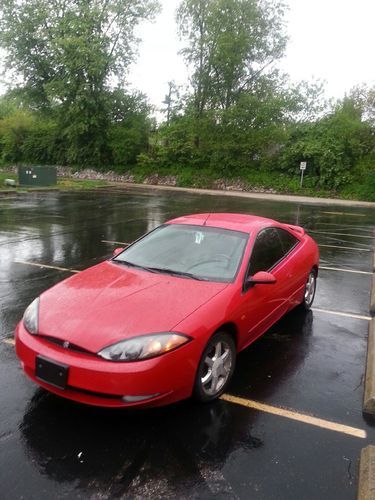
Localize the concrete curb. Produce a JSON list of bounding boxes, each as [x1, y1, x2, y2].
[[0, 190, 16, 195], [0, 187, 59, 196], [371, 274, 375, 317], [364, 319, 375, 414], [371, 234, 375, 315], [118, 182, 375, 208], [358, 446, 375, 500]]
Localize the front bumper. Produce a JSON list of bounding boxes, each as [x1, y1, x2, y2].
[[15, 322, 200, 408]]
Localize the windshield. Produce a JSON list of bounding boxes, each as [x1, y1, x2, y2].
[[114, 224, 249, 282]]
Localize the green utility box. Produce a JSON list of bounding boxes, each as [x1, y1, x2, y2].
[[18, 166, 57, 187]]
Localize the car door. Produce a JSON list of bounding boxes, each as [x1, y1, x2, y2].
[[275, 227, 302, 307], [235, 227, 291, 349]]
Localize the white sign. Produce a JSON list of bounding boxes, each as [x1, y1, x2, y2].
[[300, 162, 307, 171]]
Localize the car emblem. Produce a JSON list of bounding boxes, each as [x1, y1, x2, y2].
[[63, 341, 70, 349]]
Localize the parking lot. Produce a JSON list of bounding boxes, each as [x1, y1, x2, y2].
[[0, 186, 374, 499]]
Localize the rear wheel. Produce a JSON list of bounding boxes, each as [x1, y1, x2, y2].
[[194, 331, 236, 402], [302, 269, 317, 309]]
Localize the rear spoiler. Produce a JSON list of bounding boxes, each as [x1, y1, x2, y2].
[[287, 224, 305, 237]]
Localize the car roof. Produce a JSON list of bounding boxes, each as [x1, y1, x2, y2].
[[166, 213, 282, 234]]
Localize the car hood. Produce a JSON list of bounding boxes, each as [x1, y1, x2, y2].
[[38, 261, 227, 352]]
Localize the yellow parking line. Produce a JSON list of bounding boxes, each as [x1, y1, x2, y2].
[[320, 266, 373, 275], [310, 230, 374, 239], [101, 240, 130, 246], [319, 244, 371, 252], [320, 212, 366, 217], [312, 308, 371, 321], [2, 338, 15, 345], [221, 394, 367, 439], [14, 260, 79, 273]]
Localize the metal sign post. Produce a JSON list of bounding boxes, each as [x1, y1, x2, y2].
[[300, 162, 307, 188]]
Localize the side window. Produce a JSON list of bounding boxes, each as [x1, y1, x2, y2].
[[248, 228, 284, 276], [276, 228, 299, 254]]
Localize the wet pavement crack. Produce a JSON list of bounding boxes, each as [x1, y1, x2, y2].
[[354, 373, 365, 391], [343, 456, 353, 481]]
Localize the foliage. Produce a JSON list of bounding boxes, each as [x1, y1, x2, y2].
[[143, 77, 322, 175], [0, 109, 36, 162], [0, 0, 159, 164], [0, 90, 154, 166], [177, 0, 288, 114], [162, 81, 183, 125], [279, 97, 373, 189], [0, 0, 374, 200], [350, 84, 375, 127]]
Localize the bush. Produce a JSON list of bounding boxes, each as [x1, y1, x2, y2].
[[279, 100, 373, 190], [109, 120, 150, 167], [0, 110, 35, 162], [21, 120, 60, 164]]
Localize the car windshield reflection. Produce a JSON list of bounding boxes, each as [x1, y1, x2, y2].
[[113, 224, 249, 282]]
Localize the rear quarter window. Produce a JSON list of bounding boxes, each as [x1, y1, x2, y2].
[[248, 228, 285, 275], [276, 228, 299, 254]]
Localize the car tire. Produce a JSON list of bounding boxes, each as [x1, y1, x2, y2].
[[302, 269, 317, 310], [194, 331, 236, 402]]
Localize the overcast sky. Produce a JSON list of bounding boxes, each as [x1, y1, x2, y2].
[[129, 0, 375, 112]]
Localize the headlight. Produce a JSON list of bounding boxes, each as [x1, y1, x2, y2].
[[98, 333, 191, 362], [23, 297, 40, 335]]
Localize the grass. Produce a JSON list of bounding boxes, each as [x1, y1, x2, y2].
[[129, 163, 375, 201], [58, 178, 112, 190], [122, 163, 340, 199], [0, 171, 17, 186]]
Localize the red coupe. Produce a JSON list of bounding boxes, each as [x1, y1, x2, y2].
[[16, 213, 319, 408]]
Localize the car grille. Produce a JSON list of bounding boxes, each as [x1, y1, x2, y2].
[[41, 335, 95, 356]]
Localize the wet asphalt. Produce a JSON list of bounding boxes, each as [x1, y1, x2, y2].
[[0, 186, 374, 499]]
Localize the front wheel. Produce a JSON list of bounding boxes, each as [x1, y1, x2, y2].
[[194, 331, 236, 402], [302, 269, 317, 309]]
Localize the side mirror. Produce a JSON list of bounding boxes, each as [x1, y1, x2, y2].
[[112, 247, 125, 257], [246, 271, 277, 287]]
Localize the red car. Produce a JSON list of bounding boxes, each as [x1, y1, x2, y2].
[[16, 213, 319, 408]]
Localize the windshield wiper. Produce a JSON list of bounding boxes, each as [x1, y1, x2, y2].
[[113, 260, 163, 274], [114, 260, 206, 280], [148, 268, 207, 281]]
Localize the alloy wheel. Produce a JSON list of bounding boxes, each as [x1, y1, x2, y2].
[[200, 338, 233, 397], [304, 270, 316, 308]]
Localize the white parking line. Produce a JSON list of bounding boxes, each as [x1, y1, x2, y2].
[[317, 236, 372, 250], [320, 266, 373, 275], [310, 230, 375, 239], [221, 394, 367, 439], [14, 260, 79, 273], [317, 222, 374, 232], [101, 240, 130, 246], [312, 308, 371, 321], [319, 244, 371, 252]]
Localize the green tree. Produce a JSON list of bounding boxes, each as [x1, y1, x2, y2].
[[177, 0, 287, 114], [108, 89, 153, 166], [350, 84, 375, 127], [162, 81, 182, 126], [0, 0, 159, 164]]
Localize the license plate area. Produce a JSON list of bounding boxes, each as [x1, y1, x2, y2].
[[36, 355, 69, 390]]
